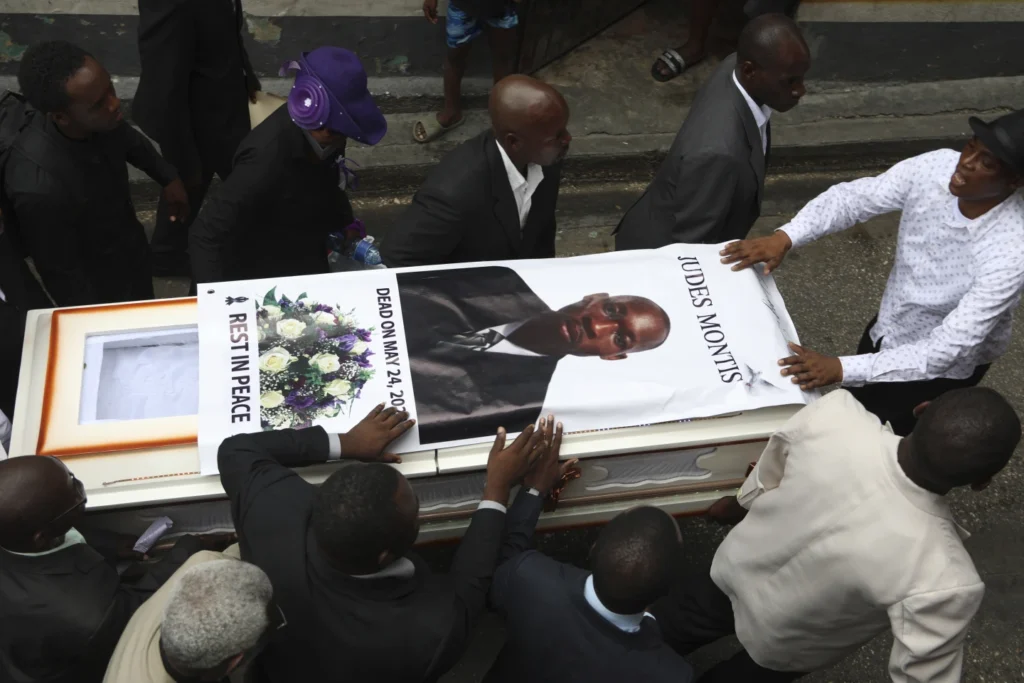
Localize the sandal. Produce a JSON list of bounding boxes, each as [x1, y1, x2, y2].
[[412, 115, 465, 143], [651, 49, 690, 82]]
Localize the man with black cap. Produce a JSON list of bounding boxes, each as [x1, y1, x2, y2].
[[190, 47, 386, 284], [722, 110, 1024, 435]]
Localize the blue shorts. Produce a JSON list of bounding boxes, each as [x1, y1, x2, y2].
[[445, 2, 518, 48]]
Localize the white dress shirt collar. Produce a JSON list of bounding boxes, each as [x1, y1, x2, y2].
[[583, 575, 645, 633], [880, 433, 970, 540], [732, 71, 772, 154], [481, 321, 541, 357], [4, 528, 87, 556], [495, 140, 545, 230], [349, 557, 416, 580]]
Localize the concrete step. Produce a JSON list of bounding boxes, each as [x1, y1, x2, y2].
[[117, 72, 1023, 191]]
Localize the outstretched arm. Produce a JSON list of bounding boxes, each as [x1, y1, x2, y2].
[[840, 252, 1024, 385], [721, 153, 923, 272]]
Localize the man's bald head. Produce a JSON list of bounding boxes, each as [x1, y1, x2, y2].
[[489, 75, 571, 168], [0, 456, 86, 552], [735, 14, 810, 113]]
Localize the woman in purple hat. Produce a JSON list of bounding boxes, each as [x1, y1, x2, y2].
[[189, 47, 387, 285]]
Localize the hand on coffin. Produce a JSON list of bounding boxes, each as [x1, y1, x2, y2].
[[779, 342, 843, 391], [523, 415, 580, 496], [719, 230, 792, 274], [338, 404, 416, 463], [706, 496, 748, 525], [482, 421, 548, 506]]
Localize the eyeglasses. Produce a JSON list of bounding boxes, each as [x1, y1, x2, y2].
[[45, 476, 87, 530]]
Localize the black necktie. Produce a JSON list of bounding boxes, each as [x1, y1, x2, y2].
[[444, 329, 505, 351], [765, 121, 772, 168]]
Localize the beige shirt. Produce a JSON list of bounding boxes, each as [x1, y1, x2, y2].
[[103, 546, 241, 683], [711, 390, 985, 680]]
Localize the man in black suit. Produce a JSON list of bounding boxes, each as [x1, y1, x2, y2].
[[190, 47, 385, 284], [397, 266, 672, 444], [382, 75, 571, 267], [218, 403, 557, 683], [5, 41, 189, 306], [487, 505, 693, 683], [0, 456, 201, 683], [134, 0, 259, 276], [616, 15, 810, 250]]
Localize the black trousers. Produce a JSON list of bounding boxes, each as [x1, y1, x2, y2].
[[847, 317, 990, 436], [149, 128, 244, 269], [650, 570, 806, 683], [0, 303, 23, 420]]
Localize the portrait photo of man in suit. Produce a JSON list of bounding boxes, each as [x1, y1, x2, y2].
[[397, 266, 672, 444]]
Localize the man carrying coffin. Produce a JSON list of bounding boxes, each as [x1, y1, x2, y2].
[[722, 111, 1024, 435]]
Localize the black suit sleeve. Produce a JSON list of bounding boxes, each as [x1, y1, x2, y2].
[[671, 152, 742, 244], [236, 1, 261, 96], [6, 170, 95, 306], [136, 0, 201, 177], [190, 144, 278, 283], [218, 427, 331, 529], [422, 504, 507, 680], [534, 166, 561, 258], [498, 489, 545, 564], [489, 492, 544, 614], [123, 122, 180, 187], [381, 185, 468, 267]]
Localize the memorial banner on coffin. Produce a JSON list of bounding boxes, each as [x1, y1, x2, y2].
[[196, 244, 812, 474]]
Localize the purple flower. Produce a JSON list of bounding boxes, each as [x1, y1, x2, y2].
[[356, 328, 372, 342], [285, 392, 316, 410], [335, 334, 357, 353], [318, 329, 328, 341], [313, 303, 333, 313], [356, 349, 374, 368]]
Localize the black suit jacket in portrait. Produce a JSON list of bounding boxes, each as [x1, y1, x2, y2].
[[381, 130, 561, 267], [397, 266, 561, 444], [615, 54, 768, 249], [0, 536, 200, 683], [218, 427, 536, 683]]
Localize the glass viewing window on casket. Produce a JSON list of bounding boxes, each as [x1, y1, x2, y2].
[[36, 300, 200, 457]]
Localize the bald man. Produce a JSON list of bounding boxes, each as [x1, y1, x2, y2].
[[382, 75, 572, 267], [616, 15, 810, 250], [0, 456, 201, 683]]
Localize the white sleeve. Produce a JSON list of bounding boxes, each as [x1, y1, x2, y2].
[[327, 433, 342, 461], [780, 154, 923, 249], [840, 251, 1024, 385], [887, 583, 984, 683]]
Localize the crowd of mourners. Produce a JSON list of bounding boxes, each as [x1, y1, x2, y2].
[[2, 1, 1024, 681]]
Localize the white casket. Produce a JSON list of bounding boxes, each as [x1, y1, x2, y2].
[[10, 247, 808, 542]]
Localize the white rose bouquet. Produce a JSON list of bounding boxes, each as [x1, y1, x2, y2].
[[255, 287, 376, 430]]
